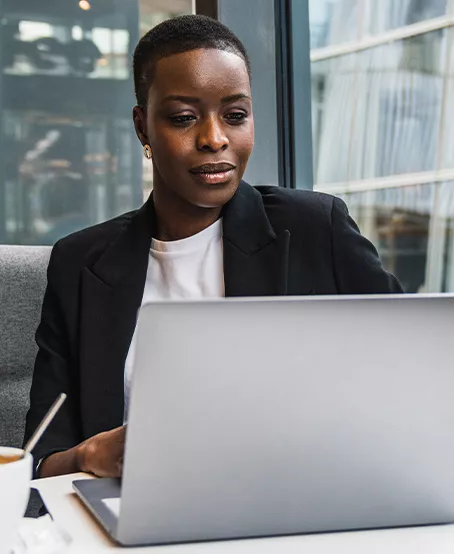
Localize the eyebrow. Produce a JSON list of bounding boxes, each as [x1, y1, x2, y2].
[[162, 93, 251, 105]]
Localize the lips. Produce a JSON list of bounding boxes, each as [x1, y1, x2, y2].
[[189, 163, 236, 185], [190, 162, 236, 174]]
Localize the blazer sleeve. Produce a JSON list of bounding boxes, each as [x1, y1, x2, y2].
[[23, 242, 83, 477], [331, 197, 403, 293]]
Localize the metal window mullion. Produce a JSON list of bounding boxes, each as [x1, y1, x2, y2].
[[275, 0, 313, 190], [424, 22, 454, 291], [0, 0, 5, 242], [314, 168, 454, 194], [288, 0, 313, 189], [311, 14, 454, 61], [274, 0, 293, 188]]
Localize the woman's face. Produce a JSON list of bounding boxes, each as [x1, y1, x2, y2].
[[134, 48, 254, 209]]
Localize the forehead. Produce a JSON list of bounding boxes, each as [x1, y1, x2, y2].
[[148, 48, 251, 101]]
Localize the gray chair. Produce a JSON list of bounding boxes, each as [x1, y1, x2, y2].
[[0, 246, 51, 448]]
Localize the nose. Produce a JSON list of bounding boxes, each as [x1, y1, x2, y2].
[[196, 115, 229, 153]]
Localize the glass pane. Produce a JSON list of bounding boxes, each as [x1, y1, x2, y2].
[[0, 0, 193, 245], [312, 30, 447, 185], [309, 1, 454, 294], [341, 182, 454, 293], [365, 0, 449, 36], [309, 0, 361, 49], [310, 0, 449, 50], [439, 27, 454, 169]]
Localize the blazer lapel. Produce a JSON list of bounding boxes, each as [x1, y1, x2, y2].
[[223, 182, 290, 296], [78, 182, 290, 437], [79, 198, 155, 438]]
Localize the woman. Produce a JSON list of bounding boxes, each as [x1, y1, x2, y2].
[[24, 15, 402, 479]]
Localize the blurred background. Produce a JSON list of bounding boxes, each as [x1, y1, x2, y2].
[[310, 0, 454, 293], [0, 0, 453, 293], [0, 0, 193, 247]]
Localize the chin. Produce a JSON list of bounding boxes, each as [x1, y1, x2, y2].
[[186, 181, 239, 209]]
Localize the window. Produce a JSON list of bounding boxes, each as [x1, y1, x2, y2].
[[0, 0, 194, 245], [309, 0, 454, 292]]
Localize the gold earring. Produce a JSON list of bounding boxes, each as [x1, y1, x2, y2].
[[143, 144, 152, 159]]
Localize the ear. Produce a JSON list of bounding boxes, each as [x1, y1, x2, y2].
[[132, 105, 149, 146]]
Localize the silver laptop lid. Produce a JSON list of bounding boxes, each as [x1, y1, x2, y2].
[[119, 295, 454, 545]]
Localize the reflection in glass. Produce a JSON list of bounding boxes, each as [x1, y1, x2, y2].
[[439, 28, 454, 170], [343, 184, 432, 292], [309, 0, 360, 49], [312, 30, 446, 185], [310, 0, 449, 50], [4, 20, 108, 78], [0, 0, 193, 245], [341, 182, 454, 293], [309, 2, 454, 293], [365, 0, 448, 36]]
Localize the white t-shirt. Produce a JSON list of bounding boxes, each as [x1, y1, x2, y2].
[[123, 218, 224, 420]]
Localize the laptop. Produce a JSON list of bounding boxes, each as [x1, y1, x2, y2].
[[73, 294, 454, 546]]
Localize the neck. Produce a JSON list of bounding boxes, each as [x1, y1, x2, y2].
[[152, 182, 222, 242]]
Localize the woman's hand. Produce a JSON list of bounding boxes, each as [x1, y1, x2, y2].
[[39, 425, 127, 479], [78, 425, 126, 478]]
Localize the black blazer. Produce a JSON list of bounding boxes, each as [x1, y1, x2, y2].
[[24, 182, 402, 471]]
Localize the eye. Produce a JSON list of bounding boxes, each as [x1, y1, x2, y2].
[[225, 112, 247, 124], [169, 114, 197, 126]]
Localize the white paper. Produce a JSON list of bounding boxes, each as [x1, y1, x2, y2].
[[12, 515, 72, 554]]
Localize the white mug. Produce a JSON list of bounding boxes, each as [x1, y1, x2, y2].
[[0, 447, 32, 554]]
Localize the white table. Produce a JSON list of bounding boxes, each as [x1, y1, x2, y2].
[[32, 473, 454, 553]]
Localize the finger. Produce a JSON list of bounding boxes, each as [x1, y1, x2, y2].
[[116, 455, 123, 478], [113, 425, 126, 439]]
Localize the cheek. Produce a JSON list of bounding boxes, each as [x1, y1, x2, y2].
[[148, 112, 192, 162], [151, 130, 192, 168], [234, 124, 254, 163]]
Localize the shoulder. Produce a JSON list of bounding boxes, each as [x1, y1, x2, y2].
[[49, 208, 138, 275], [253, 185, 343, 231], [254, 185, 336, 208]]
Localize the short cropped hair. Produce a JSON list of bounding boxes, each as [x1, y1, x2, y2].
[[133, 14, 251, 107]]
